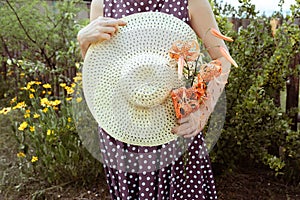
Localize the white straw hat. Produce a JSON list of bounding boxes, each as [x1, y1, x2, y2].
[[82, 12, 197, 146]]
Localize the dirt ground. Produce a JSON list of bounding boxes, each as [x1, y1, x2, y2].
[[10, 166, 297, 200]]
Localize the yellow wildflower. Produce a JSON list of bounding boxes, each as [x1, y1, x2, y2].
[[18, 121, 28, 131], [25, 109, 30, 113], [10, 97, 17, 104], [17, 152, 26, 158], [73, 74, 82, 83], [67, 117, 72, 123], [20, 73, 25, 77], [75, 62, 80, 69], [24, 113, 30, 118], [40, 98, 50, 107], [49, 100, 61, 106], [42, 90, 46, 94], [43, 83, 51, 89], [66, 97, 72, 101], [76, 97, 82, 103], [53, 106, 58, 110], [35, 81, 42, 85], [33, 113, 40, 118], [42, 107, 48, 113], [27, 81, 36, 87], [13, 102, 26, 109], [30, 88, 36, 93], [26, 82, 35, 90], [47, 129, 54, 136], [31, 156, 38, 163], [30, 126, 35, 132], [29, 93, 34, 99], [47, 91, 52, 95], [60, 83, 66, 88], [65, 86, 74, 94], [54, 100, 61, 105], [71, 83, 76, 88], [0, 107, 11, 115]]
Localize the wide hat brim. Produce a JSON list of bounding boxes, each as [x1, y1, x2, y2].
[[83, 12, 197, 146]]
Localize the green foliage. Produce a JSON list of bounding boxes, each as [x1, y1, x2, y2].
[[0, 69, 103, 198], [0, 0, 87, 99], [0, 0, 103, 197], [210, 0, 300, 183]]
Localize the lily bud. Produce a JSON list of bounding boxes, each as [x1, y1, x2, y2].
[[210, 28, 234, 42], [219, 46, 238, 67]]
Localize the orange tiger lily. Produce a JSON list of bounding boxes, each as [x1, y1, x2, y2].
[[169, 40, 200, 79], [199, 60, 222, 82], [193, 74, 207, 101]]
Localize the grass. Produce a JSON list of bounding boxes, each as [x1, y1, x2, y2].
[[0, 112, 20, 199]]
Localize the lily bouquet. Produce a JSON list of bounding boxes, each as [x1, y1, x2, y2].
[[169, 28, 238, 119]]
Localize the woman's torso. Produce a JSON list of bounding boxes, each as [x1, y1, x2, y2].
[[103, 0, 190, 24]]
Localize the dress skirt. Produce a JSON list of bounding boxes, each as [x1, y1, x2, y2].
[[98, 128, 217, 200]]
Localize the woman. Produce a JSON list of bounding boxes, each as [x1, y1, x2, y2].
[[77, 0, 231, 199]]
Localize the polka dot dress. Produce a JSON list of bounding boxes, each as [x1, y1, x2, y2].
[[99, 0, 218, 199], [103, 0, 190, 24]]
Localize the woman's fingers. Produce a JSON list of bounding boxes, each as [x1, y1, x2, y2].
[[98, 26, 117, 34], [97, 17, 127, 27], [183, 129, 200, 138], [172, 109, 202, 137], [177, 116, 190, 124], [172, 121, 197, 136], [93, 17, 127, 38], [99, 32, 112, 40]]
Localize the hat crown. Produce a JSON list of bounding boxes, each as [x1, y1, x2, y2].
[[120, 53, 176, 108]]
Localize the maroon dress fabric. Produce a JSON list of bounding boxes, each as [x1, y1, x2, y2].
[[99, 0, 218, 199]]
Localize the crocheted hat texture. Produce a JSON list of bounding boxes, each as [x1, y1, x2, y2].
[[83, 12, 197, 146]]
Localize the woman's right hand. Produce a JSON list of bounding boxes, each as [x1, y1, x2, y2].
[[77, 17, 127, 58]]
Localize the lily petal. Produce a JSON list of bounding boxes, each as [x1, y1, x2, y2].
[[178, 56, 185, 79]]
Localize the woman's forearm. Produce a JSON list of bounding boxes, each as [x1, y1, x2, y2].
[[78, 0, 103, 59], [189, 0, 227, 59], [77, 30, 91, 59]]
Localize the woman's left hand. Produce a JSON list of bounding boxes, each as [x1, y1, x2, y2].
[[172, 109, 203, 138]]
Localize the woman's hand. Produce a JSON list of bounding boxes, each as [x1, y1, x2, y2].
[[77, 17, 127, 58], [172, 109, 203, 138]]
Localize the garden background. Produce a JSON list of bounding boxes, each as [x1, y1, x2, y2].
[[0, 0, 299, 199]]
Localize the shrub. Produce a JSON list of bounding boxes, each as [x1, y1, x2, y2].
[[0, 0, 104, 196], [210, 0, 300, 182], [1, 74, 103, 188]]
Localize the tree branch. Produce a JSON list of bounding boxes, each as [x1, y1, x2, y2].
[[5, 0, 37, 44]]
